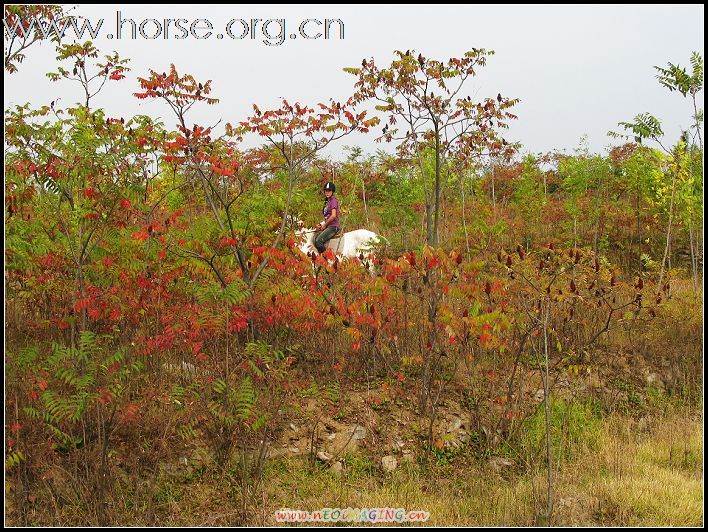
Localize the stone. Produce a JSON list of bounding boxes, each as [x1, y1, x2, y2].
[[325, 424, 366, 455], [446, 437, 464, 450], [330, 461, 343, 475], [381, 455, 398, 473], [644, 370, 664, 389], [637, 416, 652, 433], [267, 447, 290, 459], [488, 456, 514, 472], [349, 424, 367, 440], [447, 417, 463, 433], [317, 450, 333, 462]]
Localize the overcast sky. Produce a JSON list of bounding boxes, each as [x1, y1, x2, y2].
[[4, 4, 704, 160]]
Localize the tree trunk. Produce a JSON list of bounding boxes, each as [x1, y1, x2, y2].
[[460, 170, 470, 253], [689, 223, 698, 289], [432, 128, 441, 247], [361, 174, 369, 225], [637, 187, 643, 275], [542, 301, 554, 524], [657, 167, 679, 291]]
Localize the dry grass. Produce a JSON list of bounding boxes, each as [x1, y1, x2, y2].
[[256, 408, 702, 526], [7, 402, 701, 526], [578, 411, 703, 526]]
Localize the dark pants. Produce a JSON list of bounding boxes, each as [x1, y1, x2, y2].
[[314, 226, 337, 253]]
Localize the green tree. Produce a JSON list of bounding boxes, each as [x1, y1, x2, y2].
[[609, 52, 703, 288], [348, 49, 518, 246], [512, 154, 546, 249], [558, 140, 614, 253]]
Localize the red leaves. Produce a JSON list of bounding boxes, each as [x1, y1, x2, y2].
[[132, 230, 149, 242], [230, 308, 249, 332], [135, 65, 218, 107], [240, 97, 375, 146], [83, 187, 100, 200], [120, 403, 140, 424], [74, 298, 91, 312], [109, 69, 126, 81], [97, 387, 114, 405]]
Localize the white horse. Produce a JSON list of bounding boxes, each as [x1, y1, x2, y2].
[[296, 227, 387, 259]]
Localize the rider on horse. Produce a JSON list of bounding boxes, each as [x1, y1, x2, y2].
[[314, 181, 339, 254]]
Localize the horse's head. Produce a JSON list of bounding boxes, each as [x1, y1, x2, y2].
[[286, 215, 305, 230], [295, 227, 316, 255]]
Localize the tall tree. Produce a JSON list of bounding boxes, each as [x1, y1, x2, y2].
[[347, 49, 518, 246], [610, 52, 703, 289]]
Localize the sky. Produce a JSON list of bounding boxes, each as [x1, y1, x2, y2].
[[4, 4, 705, 160]]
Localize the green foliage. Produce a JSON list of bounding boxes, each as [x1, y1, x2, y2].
[[372, 165, 422, 242], [430, 442, 461, 466], [654, 52, 703, 98], [610, 113, 664, 144], [511, 155, 546, 245], [193, 278, 249, 306], [243, 340, 286, 379], [208, 376, 259, 430], [22, 331, 142, 451], [519, 399, 602, 465], [622, 147, 665, 202], [6, 450, 26, 469]]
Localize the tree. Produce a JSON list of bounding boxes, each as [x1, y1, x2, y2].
[[6, 42, 140, 345], [557, 139, 614, 254], [4, 4, 68, 73], [609, 52, 703, 290], [513, 154, 547, 249], [347, 49, 518, 246], [238, 97, 378, 285], [654, 51, 703, 149]]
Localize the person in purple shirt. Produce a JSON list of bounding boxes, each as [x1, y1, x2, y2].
[[314, 181, 340, 253]]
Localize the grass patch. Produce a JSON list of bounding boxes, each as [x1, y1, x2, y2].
[[508, 397, 602, 467], [257, 406, 701, 526]]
